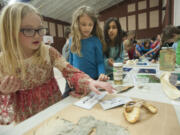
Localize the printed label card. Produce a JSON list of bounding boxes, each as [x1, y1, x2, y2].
[[74, 91, 107, 110]]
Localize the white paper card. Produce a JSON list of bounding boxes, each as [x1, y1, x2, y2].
[[99, 96, 132, 110], [74, 91, 107, 110]]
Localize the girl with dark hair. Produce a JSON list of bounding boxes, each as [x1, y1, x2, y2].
[[103, 17, 124, 79]]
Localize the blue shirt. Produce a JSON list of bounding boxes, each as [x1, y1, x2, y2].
[[135, 44, 143, 55], [136, 44, 142, 52], [69, 36, 105, 80]]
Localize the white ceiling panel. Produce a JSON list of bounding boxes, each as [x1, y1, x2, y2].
[[1, 0, 124, 23]]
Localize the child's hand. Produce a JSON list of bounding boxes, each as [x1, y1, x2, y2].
[[108, 58, 114, 67], [98, 74, 109, 81], [88, 80, 114, 94], [0, 76, 21, 94]]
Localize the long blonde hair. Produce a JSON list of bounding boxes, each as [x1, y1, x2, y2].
[[0, 2, 46, 79], [71, 5, 105, 56]]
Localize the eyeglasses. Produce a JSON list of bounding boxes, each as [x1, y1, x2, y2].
[[20, 28, 47, 37]]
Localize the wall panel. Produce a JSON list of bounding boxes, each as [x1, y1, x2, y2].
[[128, 3, 136, 12], [49, 22, 56, 37], [57, 24, 63, 38], [138, 1, 146, 10], [138, 13, 147, 30], [128, 15, 136, 30], [119, 17, 127, 31], [100, 0, 163, 39], [150, 0, 159, 8], [150, 10, 159, 28]]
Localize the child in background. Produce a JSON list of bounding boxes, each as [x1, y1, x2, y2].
[[127, 30, 136, 42], [103, 17, 124, 79], [144, 34, 161, 58], [151, 41, 162, 63], [124, 31, 136, 59], [152, 25, 180, 65], [122, 30, 128, 41], [134, 40, 143, 58], [172, 26, 180, 50], [123, 39, 131, 62], [62, 27, 71, 61], [151, 34, 161, 49], [142, 40, 154, 57], [69, 6, 108, 81], [0, 3, 114, 125], [122, 30, 129, 62], [150, 36, 156, 45]]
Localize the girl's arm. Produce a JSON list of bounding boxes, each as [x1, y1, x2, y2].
[[49, 47, 113, 97], [104, 55, 113, 68], [0, 72, 20, 125], [50, 47, 91, 96], [151, 48, 161, 61], [144, 45, 160, 56]]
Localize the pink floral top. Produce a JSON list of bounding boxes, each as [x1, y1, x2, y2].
[[0, 45, 92, 124]]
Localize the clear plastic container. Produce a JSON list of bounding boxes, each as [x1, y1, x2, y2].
[[159, 47, 176, 71], [113, 63, 123, 85]]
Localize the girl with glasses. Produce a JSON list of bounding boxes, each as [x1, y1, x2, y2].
[[0, 2, 114, 125]]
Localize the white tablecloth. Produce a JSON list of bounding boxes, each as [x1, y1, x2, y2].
[[1, 62, 180, 135]]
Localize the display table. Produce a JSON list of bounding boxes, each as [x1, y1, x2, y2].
[[0, 63, 180, 135], [25, 95, 180, 135]]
